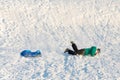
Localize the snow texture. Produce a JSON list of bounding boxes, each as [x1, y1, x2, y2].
[[0, 0, 120, 80]]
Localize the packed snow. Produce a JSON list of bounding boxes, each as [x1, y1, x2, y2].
[[0, 0, 120, 80]]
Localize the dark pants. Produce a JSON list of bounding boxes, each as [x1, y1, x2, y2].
[[67, 49, 77, 55], [67, 43, 85, 55]]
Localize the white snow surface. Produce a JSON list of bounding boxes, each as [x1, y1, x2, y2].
[[0, 0, 120, 80]]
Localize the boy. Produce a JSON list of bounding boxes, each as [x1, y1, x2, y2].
[[64, 41, 100, 56]]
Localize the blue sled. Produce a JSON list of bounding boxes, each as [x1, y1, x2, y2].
[[20, 50, 41, 57]]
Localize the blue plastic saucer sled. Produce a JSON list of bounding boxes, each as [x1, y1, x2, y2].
[[20, 50, 41, 57]]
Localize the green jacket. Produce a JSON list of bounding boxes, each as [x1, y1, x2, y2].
[[84, 46, 97, 56]]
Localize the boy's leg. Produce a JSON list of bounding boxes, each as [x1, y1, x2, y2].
[[71, 43, 78, 52], [67, 49, 77, 55], [65, 48, 76, 55]]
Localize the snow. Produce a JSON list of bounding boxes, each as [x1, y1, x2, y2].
[[0, 0, 120, 80]]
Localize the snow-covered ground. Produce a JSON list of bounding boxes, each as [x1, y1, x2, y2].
[[0, 0, 120, 80]]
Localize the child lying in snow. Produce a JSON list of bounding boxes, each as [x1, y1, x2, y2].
[[64, 41, 100, 56]]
